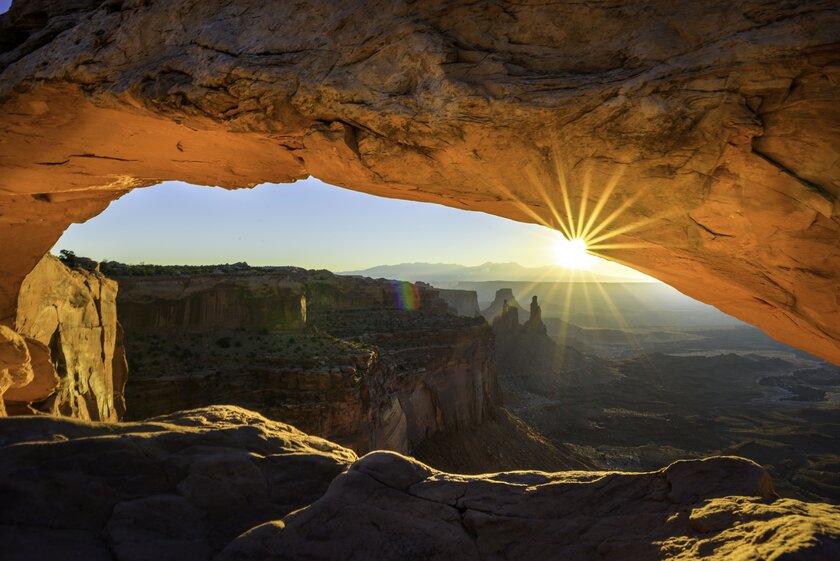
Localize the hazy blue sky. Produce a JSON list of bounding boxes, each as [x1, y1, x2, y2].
[[0, 2, 9, 13], [55, 179, 653, 278]]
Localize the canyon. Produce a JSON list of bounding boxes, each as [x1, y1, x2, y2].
[[0, 1, 839, 559], [486, 284, 840, 504], [113, 263, 500, 455], [1, 255, 838, 560]]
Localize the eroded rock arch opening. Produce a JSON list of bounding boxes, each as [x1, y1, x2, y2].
[[2, 2, 840, 559], [1, 1, 838, 369]]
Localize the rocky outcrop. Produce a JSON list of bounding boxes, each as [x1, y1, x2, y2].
[[491, 291, 611, 391], [2, 255, 126, 421], [220, 451, 840, 561], [3, 407, 837, 561], [522, 295, 547, 336], [433, 288, 481, 317], [0, 325, 34, 416], [0, 1, 838, 364], [0, 405, 356, 561], [118, 267, 500, 454], [482, 288, 529, 323], [491, 298, 521, 333], [317, 308, 501, 453]]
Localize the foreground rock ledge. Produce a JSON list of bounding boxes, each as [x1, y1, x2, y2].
[[1, 406, 837, 561], [221, 451, 840, 561], [0, 1, 839, 364], [0, 405, 356, 561]]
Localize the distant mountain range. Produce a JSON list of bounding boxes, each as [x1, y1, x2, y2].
[[339, 262, 651, 284]]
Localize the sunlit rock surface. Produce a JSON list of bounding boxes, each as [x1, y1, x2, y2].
[[0, 405, 356, 561], [3, 255, 127, 420], [0, 1, 838, 363], [0, 325, 33, 416], [220, 451, 840, 561]]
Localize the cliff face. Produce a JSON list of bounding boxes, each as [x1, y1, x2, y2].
[[1, 1, 838, 364], [117, 274, 307, 334], [434, 288, 481, 318], [315, 307, 500, 452], [2, 255, 126, 421], [118, 269, 499, 454]]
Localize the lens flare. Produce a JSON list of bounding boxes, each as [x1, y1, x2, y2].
[[554, 236, 593, 269]]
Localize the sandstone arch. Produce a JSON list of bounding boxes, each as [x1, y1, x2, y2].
[[1, 0, 839, 366]]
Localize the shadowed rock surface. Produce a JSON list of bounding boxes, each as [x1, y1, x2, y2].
[[0, 1, 838, 364], [482, 288, 529, 323], [2, 406, 837, 561], [0, 405, 356, 561], [433, 287, 481, 318], [411, 407, 594, 474], [220, 451, 840, 561]]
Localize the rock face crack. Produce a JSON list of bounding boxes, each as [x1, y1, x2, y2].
[[751, 146, 836, 203], [688, 215, 736, 239]]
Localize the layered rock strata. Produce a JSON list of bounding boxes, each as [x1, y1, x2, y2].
[[0, 405, 356, 561], [430, 287, 481, 318], [0, 1, 838, 363], [116, 274, 307, 334], [118, 267, 500, 454], [313, 307, 500, 452], [2, 255, 127, 420]]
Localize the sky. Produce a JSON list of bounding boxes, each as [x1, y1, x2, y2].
[[54, 179, 654, 279]]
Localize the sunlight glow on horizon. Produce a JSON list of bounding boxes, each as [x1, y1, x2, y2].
[[53, 178, 658, 281], [553, 236, 595, 270]]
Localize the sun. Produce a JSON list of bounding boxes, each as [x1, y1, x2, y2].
[[554, 236, 593, 269]]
